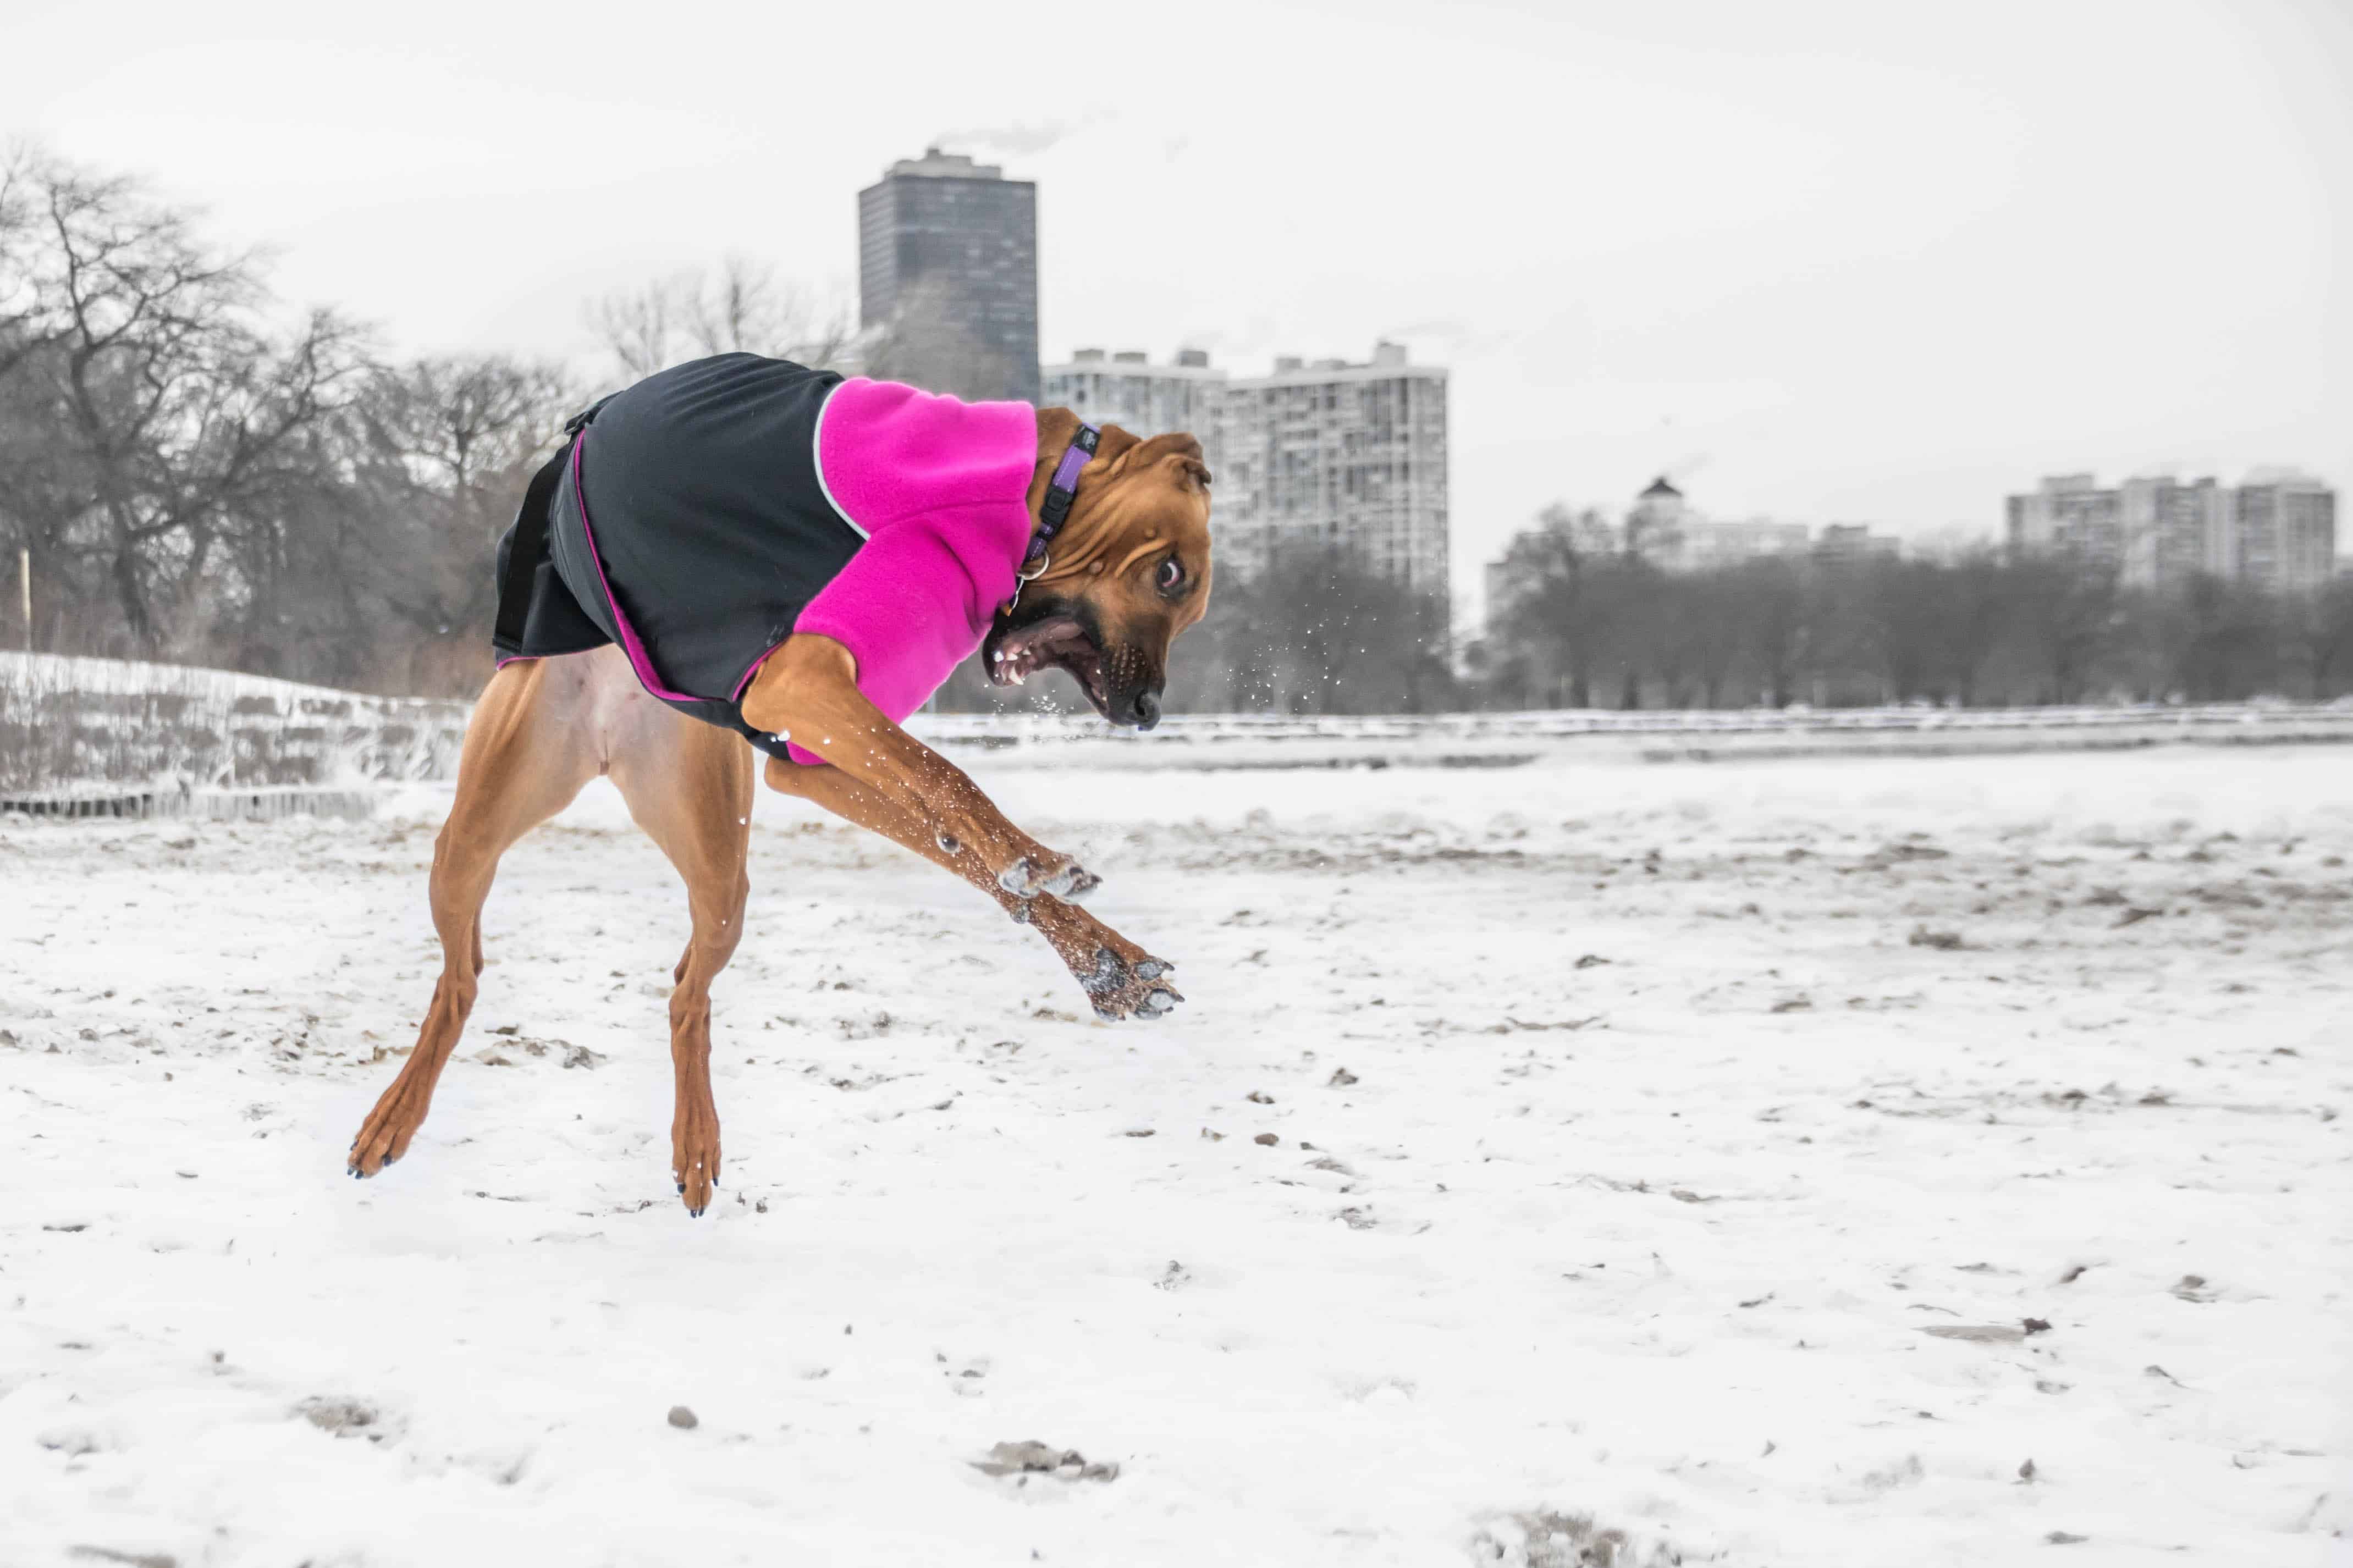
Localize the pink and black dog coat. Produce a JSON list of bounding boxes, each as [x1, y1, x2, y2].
[[494, 353, 1059, 766]]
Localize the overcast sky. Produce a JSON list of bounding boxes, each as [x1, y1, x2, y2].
[[10, 0, 2349, 604]]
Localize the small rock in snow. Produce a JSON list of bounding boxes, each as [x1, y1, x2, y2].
[[1254, 1133, 1280, 1147], [666, 1405, 699, 1429], [972, 1440, 1118, 1482]]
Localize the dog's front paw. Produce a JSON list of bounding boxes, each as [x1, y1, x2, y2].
[[998, 854, 1099, 903], [1082, 946, 1183, 1022]]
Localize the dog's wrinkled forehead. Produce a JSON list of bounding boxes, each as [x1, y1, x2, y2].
[[1075, 429, 1214, 617]]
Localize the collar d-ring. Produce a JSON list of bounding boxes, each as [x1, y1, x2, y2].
[[1007, 553, 1048, 612]]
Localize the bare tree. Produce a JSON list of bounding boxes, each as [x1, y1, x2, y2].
[[0, 148, 367, 654], [1493, 503, 1619, 707], [589, 258, 857, 382], [341, 355, 574, 692]]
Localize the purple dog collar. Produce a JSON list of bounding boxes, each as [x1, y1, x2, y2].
[[1024, 422, 1099, 573]]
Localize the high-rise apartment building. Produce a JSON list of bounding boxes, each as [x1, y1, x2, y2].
[[1047, 343, 1450, 602], [2117, 475, 2233, 588], [1213, 342, 1451, 600], [857, 148, 1039, 402], [2005, 474, 2125, 568], [2234, 472, 2338, 594]]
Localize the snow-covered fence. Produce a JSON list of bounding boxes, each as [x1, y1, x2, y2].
[[0, 653, 470, 797], [8, 654, 2352, 802]]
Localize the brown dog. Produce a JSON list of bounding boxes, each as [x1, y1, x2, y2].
[[345, 410, 1213, 1213]]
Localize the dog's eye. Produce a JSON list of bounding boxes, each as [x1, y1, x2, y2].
[[1156, 559, 1184, 592]]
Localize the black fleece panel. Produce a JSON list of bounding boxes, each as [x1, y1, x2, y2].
[[498, 355, 867, 758]]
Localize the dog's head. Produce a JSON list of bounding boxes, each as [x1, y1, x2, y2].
[[984, 415, 1214, 730]]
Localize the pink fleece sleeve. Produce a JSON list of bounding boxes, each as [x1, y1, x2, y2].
[[783, 502, 1027, 766], [817, 379, 1037, 528]]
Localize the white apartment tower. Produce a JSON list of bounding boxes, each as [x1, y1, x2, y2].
[[1215, 343, 1450, 599], [1041, 342, 1451, 603], [2234, 472, 2338, 593]]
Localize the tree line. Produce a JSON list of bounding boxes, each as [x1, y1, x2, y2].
[[1467, 503, 2353, 711]]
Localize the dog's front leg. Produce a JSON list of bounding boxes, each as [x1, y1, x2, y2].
[[741, 637, 1098, 902], [765, 755, 1181, 1020]]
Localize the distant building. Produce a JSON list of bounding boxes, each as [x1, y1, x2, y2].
[[2007, 470, 2337, 592], [1213, 341, 1450, 600], [2234, 472, 2338, 594], [2005, 474, 2124, 568], [1814, 523, 1904, 566], [857, 148, 1039, 402], [1673, 517, 1814, 571], [1041, 348, 1228, 479], [1622, 477, 1812, 572]]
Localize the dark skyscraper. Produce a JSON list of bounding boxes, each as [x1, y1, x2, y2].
[[857, 148, 1039, 404]]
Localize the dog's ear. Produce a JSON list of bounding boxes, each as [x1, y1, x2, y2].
[[1090, 423, 1147, 472], [1115, 432, 1211, 493]]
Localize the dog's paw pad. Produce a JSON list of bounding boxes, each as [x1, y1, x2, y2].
[[1139, 989, 1180, 1019], [1083, 947, 1124, 996]]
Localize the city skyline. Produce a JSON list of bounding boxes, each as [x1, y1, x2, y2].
[[8, 0, 2345, 615]]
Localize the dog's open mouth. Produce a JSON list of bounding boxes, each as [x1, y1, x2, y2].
[[989, 614, 1108, 711]]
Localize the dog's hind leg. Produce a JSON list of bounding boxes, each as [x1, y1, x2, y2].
[[608, 713, 754, 1217], [349, 659, 600, 1178]]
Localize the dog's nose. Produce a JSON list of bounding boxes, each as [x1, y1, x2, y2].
[[1131, 690, 1162, 731]]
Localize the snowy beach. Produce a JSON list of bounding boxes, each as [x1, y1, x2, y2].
[[3, 744, 2348, 1565]]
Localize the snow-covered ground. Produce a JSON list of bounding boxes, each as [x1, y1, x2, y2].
[[3, 746, 2349, 1566]]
